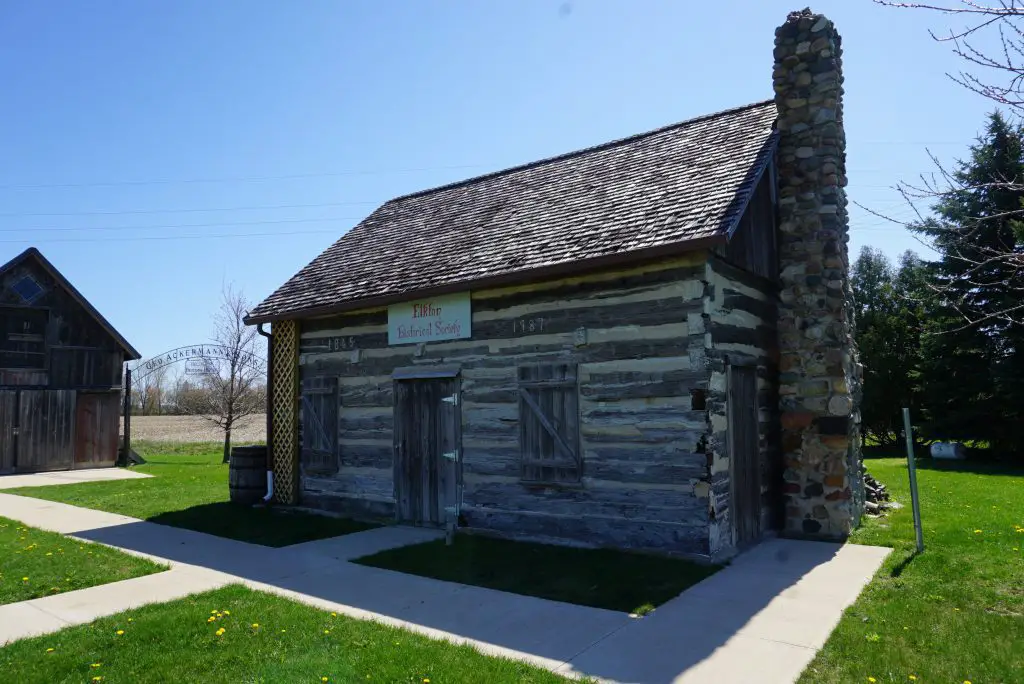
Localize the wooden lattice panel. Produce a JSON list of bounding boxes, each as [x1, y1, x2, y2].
[[271, 319, 299, 504]]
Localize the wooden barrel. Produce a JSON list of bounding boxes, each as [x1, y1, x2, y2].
[[229, 445, 267, 505]]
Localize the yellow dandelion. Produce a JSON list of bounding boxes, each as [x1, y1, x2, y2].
[[216, 627, 226, 636], [92, 678, 103, 683], [251, 623, 259, 629], [21, 577, 28, 581], [115, 630, 125, 636], [909, 676, 917, 681], [974, 529, 982, 534], [423, 679, 430, 683], [322, 678, 329, 683], [45, 648, 54, 653], [128, 618, 133, 622], [324, 629, 330, 635], [281, 629, 287, 633], [223, 610, 230, 615], [868, 679, 876, 683], [965, 681, 972, 684], [211, 610, 218, 614], [46, 552, 52, 556], [207, 616, 216, 623], [330, 612, 337, 617], [91, 663, 102, 668]]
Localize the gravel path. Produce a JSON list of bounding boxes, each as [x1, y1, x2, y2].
[[121, 415, 266, 443]]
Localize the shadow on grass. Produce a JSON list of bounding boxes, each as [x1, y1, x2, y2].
[[146, 502, 377, 548], [355, 533, 720, 614], [889, 548, 922, 578], [913, 458, 1024, 477]]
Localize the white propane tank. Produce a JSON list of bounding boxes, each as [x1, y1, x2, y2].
[[930, 442, 967, 460]]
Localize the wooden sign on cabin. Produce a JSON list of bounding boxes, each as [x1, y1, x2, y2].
[[387, 292, 471, 345]]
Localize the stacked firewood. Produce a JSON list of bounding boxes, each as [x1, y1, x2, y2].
[[863, 472, 892, 515]]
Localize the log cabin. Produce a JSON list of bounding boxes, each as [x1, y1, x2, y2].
[[246, 9, 864, 560], [0, 248, 139, 474]]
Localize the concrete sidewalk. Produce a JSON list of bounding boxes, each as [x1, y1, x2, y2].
[[0, 468, 150, 490], [0, 493, 890, 683]]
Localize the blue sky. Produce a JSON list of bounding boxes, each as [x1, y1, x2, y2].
[[0, 1, 1002, 361]]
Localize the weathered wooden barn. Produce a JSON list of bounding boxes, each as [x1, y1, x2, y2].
[[247, 10, 863, 560], [0, 248, 139, 473]]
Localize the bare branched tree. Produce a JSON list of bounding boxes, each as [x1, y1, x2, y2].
[[878, 0, 1024, 108], [871, 1, 1024, 328], [132, 364, 167, 415], [178, 285, 267, 462]]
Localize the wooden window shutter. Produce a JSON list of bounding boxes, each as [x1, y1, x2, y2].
[[518, 363, 580, 483], [300, 376, 338, 474]]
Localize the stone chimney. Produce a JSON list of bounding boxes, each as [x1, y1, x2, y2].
[[773, 9, 864, 538]]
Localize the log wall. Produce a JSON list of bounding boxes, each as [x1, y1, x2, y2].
[[296, 254, 717, 555]]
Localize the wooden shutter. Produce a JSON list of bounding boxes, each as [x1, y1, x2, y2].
[[518, 363, 580, 483], [301, 376, 338, 474]]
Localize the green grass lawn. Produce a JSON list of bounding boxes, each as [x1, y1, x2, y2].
[[0, 584, 573, 683], [800, 457, 1024, 684], [0, 517, 164, 606], [355, 533, 719, 614], [5, 442, 376, 548]]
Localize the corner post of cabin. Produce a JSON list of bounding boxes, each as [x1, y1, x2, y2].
[[270, 319, 300, 504], [773, 9, 864, 539]]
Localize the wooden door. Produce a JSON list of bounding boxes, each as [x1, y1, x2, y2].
[[74, 392, 120, 468], [17, 390, 76, 472], [0, 391, 15, 473], [393, 378, 460, 526], [728, 365, 762, 545]]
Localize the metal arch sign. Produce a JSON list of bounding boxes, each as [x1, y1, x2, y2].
[[129, 345, 267, 380]]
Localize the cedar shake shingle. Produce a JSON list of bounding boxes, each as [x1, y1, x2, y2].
[[248, 100, 777, 322]]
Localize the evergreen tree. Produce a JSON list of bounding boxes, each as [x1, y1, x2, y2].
[[911, 112, 1024, 455], [851, 248, 926, 445]]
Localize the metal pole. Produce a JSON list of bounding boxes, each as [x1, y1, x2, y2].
[[902, 407, 924, 553], [121, 367, 132, 467]]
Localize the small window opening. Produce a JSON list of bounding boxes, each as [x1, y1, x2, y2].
[[690, 388, 707, 411]]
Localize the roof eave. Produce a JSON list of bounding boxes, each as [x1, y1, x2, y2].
[[243, 234, 726, 325]]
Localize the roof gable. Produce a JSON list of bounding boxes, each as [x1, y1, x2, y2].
[[0, 248, 141, 360], [248, 100, 778, 323]]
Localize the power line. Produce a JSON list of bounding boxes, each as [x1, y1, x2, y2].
[[0, 165, 490, 191], [10, 216, 360, 234], [1, 229, 344, 244], [0, 200, 379, 218]]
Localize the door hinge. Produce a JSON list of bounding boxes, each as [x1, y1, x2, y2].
[[442, 393, 459, 406], [443, 450, 459, 462]]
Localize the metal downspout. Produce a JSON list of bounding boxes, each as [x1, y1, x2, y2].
[[256, 323, 274, 503]]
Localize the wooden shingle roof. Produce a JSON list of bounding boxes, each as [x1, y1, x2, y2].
[[247, 100, 777, 323]]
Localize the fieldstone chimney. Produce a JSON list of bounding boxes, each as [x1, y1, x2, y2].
[[773, 9, 864, 538]]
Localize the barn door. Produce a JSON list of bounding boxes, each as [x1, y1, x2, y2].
[[393, 378, 460, 527], [728, 365, 762, 545], [74, 392, 120, 468], [18, 390, 76, 472], [0, 391, 15, 473]]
